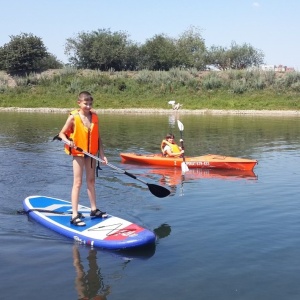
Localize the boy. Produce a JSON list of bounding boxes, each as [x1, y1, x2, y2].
[[59, 91, 108, 226], [161, 133, 184, 157]]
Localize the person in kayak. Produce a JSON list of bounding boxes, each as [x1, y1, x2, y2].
[[59, 91, 108, 226], [161, 133, 184, 157]]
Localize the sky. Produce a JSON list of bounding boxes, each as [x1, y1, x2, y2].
[[1, 0, 299, 70]]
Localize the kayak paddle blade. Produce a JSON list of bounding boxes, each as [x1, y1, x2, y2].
[[181, 162, 189, 174], [147, 184, 171, 198], [177, 120, 184, 131]]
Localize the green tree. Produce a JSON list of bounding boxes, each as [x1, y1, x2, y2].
[[0, 33, 51, 74], [207, 42, 264, 70], [39, 54, 64, 69], [176, 26, 207, 70], [139, 34, 177, 70], [65, 29, 138, 71], [207, 45, 230, 70], [124, 44, 140, 70], [227, 41, 264, 69]]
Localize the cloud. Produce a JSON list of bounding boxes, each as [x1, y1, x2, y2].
[[252, 2, 260, 8]]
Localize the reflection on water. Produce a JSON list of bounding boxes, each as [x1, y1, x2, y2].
[[73, 245, 110, 300], [71, 221, 171, 299], [147, 167, 258, 196], [152, 167, 257, 184], [72, 236, 162, 299]]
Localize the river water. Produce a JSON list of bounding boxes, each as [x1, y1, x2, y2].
[[1, 111, 300, 300]]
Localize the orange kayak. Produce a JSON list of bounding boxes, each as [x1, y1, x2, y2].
[[120, 153, 258, 171]]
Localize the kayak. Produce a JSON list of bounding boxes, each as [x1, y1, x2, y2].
[[120, 153, 258, 171]]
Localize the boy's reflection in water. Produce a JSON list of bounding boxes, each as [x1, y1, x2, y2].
[[72, 222, 170, 299], [73, 245, 110, 300]]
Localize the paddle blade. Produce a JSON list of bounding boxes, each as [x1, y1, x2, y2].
[[177, 120, 184, 131], [181, 162, 189, 174], [147, 184, 170, 198]]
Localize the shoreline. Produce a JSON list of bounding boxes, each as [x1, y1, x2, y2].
[[0, 107, 300, 116]]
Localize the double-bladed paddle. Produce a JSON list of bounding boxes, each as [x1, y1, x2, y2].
[[177, 120, 189, 174], [53, 135, 170, 198]]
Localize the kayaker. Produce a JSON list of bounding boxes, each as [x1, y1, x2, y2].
[[59, 91, 108, 226], [161, 133, 184, 157]]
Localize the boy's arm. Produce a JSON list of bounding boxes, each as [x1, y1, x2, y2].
[[98, 136, 108, 164], [59, 115, 74, 146]]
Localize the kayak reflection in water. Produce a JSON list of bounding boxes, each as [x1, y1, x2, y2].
[[158, 174, 178, 196], [73, 245, 110, 300]]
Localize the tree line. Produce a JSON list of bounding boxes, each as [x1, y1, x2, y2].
[[0, 27, 264, 75]]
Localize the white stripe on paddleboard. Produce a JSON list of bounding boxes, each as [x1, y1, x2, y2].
[[81, 217, 132, 240]]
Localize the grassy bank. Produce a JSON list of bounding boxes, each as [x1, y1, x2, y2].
[[0, 68, 300, 110]]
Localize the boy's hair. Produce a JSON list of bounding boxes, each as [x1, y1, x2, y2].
[[165, 133, 175, 139], [78, 91, 93, 102]]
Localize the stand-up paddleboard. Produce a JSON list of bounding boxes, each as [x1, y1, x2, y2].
[[23, 195, 156, 250]]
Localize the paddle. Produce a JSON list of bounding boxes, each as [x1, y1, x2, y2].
[[177, 120, 189, 174], [53, 135, 170, 198], [17, 208, 72, 215]]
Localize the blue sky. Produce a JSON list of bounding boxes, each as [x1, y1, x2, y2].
[[1, 0, 299, 70]]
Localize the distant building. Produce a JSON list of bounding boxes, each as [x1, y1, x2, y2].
[[260, 64, 295, 72], [205, 65, 221, 71], [275, 65, 286, 72], [260, 64, 275, 71], [286, 67, 295, 72]]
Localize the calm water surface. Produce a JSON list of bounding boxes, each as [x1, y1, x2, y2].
[[1, 111, 300, 300]]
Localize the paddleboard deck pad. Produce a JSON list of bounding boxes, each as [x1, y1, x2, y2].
[[23, 195, 156, 250]]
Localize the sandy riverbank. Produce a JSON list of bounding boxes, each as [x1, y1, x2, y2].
[[1, 107, 300, 116]]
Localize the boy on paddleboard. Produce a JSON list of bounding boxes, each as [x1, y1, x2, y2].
[[59, 91, 108, 226]]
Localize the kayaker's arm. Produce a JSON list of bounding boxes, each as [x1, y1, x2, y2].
[[164, 146, 184, 157]]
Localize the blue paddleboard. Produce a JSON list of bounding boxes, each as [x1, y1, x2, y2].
[[23, 195, 156, 250]]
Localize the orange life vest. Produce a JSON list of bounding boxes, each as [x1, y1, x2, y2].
[[161, 140, 181, 157], [64, 109, 99, 156]]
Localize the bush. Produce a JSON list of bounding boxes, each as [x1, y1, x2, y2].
[[230, 79, 247, 94], [202, 73, 222, 90]]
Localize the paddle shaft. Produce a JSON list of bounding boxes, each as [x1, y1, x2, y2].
[[177, 120, 189, 173], [17, 208, 72, 215], [55, 136, 149, 182], [53, 135, 170, 198], [179, 130, 187, 164]]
